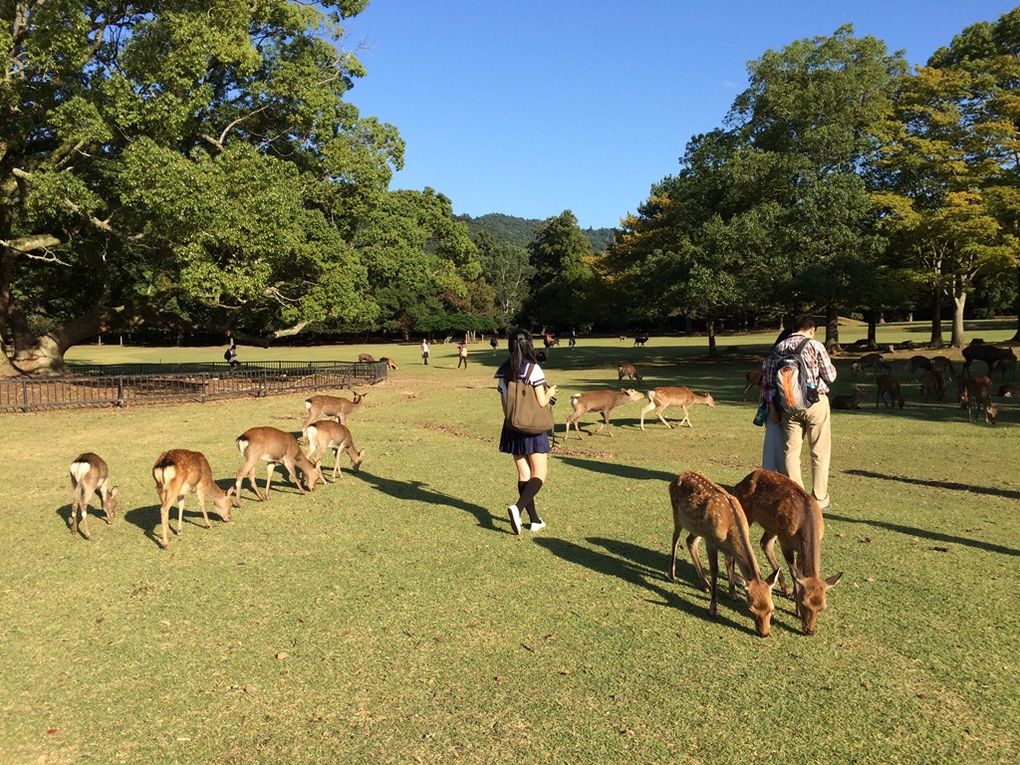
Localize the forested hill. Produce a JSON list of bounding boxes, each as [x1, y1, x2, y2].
[[457, 213, 616, 252]]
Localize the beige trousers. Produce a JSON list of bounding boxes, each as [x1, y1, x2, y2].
[[782, 395, 831, 503]]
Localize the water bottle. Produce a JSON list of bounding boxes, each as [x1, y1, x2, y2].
[[753, 402, 768, 427]]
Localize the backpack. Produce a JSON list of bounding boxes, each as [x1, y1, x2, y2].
[[769, 337, 816, 412]]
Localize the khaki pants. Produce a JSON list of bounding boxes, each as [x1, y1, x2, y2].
[[782, 395, 831, 503]]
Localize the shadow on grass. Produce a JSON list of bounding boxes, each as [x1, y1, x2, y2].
[[844, 469, 1020, 501], [351, 471, 504, 532], [827, 512, 1020, 558], [533, 536, 757, 636], [554, 455, 676, 482], [121, 503, 228, 548], [55, 503, 115, 539]]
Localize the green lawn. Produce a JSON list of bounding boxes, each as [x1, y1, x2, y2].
[[1, 323, 1018, 764]]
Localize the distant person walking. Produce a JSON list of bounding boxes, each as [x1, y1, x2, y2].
[[568, 328, 577, 348], [763, 315, 837, 510], [495, 328, 557, 535], [489, 336, 498, 352], [457, 341, 468, 369], [421, 338, 430, 365], [224, 334, 239, 368]]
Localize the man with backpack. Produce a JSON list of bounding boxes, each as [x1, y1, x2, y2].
[[762, 315, 837, 510]]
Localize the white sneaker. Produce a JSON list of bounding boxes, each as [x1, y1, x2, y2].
[[529, 520, 546, 532], [507, 505, 522, 535]]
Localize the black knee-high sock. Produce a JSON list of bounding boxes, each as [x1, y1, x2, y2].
[[515, 478, 543, 523]]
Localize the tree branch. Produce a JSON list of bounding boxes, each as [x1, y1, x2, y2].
[[1, 233, 62, 253]]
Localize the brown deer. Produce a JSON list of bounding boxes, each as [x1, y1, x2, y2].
[[743, 370, 763, 399], [930, 356, 956, 377], [668, 471, 781, 637], [617, 362, 642, 381], [875, 374, 904, 409], [357, 353, 375, 363], [640, 387, 715, 430], [920, 369, 945, 403], [304, 420, 365, 483], [634, 335, 649, 346], [963, 344, 1015, 378], [235, 427, 322, 500], [731, 469, 842, 635], [565, 389, 643, 439], [152, 450, 238, 549], [852, 352, 886, 378], [959, 376, 998, 425], [303, 391, 367, 428], [909, 355, 932, 377], [378, 357, 398, 370], [69, 453, 119, 540], [830, 387, 864, 410]]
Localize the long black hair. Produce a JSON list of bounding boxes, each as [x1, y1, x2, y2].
[[508, 328, 539, 379]]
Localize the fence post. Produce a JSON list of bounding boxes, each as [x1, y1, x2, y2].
[[116, 376, 125, 407], [21, 378, 30, 413]]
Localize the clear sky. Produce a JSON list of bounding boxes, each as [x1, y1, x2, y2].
[[342, 1, 1018, 230]]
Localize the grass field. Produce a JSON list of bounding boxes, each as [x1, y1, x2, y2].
[[1, 322, 1018, 764]]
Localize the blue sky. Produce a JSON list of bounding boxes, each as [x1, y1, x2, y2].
[[342, 1, 1018, 230]]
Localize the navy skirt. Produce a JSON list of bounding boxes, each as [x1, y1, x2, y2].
[[499, 422, 551, 455]]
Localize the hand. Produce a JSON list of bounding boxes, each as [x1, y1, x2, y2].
[[547, 384, 558, 396]]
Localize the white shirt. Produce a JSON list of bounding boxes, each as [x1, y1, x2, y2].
[[421, 342, 429, 353], [494, 361, 546, 403]]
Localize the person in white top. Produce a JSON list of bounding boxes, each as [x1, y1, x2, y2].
[[421, 338, 429, 365], [494, 328, 557, 535]]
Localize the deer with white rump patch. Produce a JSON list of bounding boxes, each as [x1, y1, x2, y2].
[[69, 453, 119, 540], [640, 387, 715, 430], [617, 362, 642, 381], [152, 449, 238, 549], [564, 388, 643, 439], [235, 427, 322, 500], [304, 420, 365, 483], [668, 471, 780, 637], [731, 469, 842, 635], [959, 375, 998, 425], [303, 391, 367, 428]]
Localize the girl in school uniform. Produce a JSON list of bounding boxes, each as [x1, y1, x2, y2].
[[494, 329, 557, 534]]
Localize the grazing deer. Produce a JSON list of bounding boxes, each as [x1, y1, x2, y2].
[[920, 369, 945, 403], [303, 391, 367, 428], [565, 389, 643, 439], [618, 335, 627, 342], [959, 376, 998, 425], [731, 469, 842, 635], [640, 387, 715, 430], [235, 427, 322, 500], [357, 353, 375, 363], [999, 384, 1020, 398], [963, 344, 1016, 378], [830, 387, 864, 410], [991, 354, 1017, 381], [853, 352, 886, 378], [617, 362, 642, 381], [743, 370, 763, 400], [875, 374, 904, 409], [633, 335, 649, 346], [930, 356, 956, 377], [69, 453, 119, 540], [909, 355, 932, 377], [668, 472, 780, 637], [304, 420, 365, 483], [378, 356, 398, 370], [152, 450, 237, 549]]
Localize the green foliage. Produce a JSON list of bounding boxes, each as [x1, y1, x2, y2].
[[458, 212, 616, 253], [525, 211, 597, 327]]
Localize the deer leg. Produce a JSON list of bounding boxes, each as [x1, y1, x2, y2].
[[176, 495, 186, 535], [707, 544, 720, 617], [761, 533, 790, 596], [678, 405, 692, 428], [725, 553, 738, 599], [640, 402, 655, 431], [657, 404, 673, 429], [264, 463, 277, 498], [668, 528, 681, 581], [332, 445, 343, 481], [158, 497, 172, 549], [282, 457, 305, 495], [98, 484, 113, 525], [686, 533, 710, 592], [595, 411, 609, 435], [79, 484, 96, 540], [780, 543, 800, 614], [70, 481, 80, 537], [196, 489, 212, 529]]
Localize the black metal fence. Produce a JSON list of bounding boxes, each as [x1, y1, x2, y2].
[[0, 361, 386, 413]]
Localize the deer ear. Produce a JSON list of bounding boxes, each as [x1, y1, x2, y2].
[[824, 572, 843, 588], [110, 486, 120, 497], [791, 562, 808, 587], [765, 569, 782, 589]]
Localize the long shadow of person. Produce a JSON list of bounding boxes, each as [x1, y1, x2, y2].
[[350, 471, 504, 532], [532, 536, 756, 635], [553, 455, 676, 482]]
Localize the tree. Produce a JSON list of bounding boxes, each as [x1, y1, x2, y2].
[[477, 239, 533, 329], [524, 211, 595, 327], [1, 1, 403, 374]]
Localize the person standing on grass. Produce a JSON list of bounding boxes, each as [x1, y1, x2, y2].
[[225, 334, 239, 368], [763, 315, 837, 510], [421, 338, 430, 365], [495, 328, 557, 535], [457, 340, 468, 369]]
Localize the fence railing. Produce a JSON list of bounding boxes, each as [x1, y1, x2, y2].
[[0, 361, 386, 413]]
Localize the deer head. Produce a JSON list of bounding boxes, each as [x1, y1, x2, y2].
[[352, 448, 366, 472], [792, 564, 843, 635], [621, 388, 643, 402], [214, 486, 237, 522], [106, 486, 120, 518], [745, 569, 782, 637]]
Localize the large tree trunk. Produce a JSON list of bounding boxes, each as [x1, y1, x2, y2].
[[950, 289, 967, 349], [867, 309, 878, 345], [707, 318, 717, 357], [929, 288, 944, 346], [824, 303, 839, 348]]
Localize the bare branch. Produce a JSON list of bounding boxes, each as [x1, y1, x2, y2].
[[25, 249, 71, 266], [202, 105, 272, 152]]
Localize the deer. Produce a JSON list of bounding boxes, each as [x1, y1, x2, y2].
[[959, 375, 998, 425], [640, 387, 715, 430], [152, 449, 238, 549], [357, 353, 375, 363], [378, 356, 398, 370], [633, 335, 649, 346], [743, 370, 763, 399], [830, 387, 864, 410], [235, 427, 322, 501], [667, 471, 781, 637], [909, 355, 932, 378], [852, 352, 886, 378], [963, 344, 1015, 378], [875, 374, 904, 409], [930, 356, 956, 377], [68, 453, 119, 540], [303, 391, 367, 428], [991, 354, 1017, 380], [304, 420, 365, 483], [730, 469, 842, 635], [617, 362, 642, 381], [920, 369, 945, 403], [999, 384, 1020, 398], [565, 388, 643, 439]]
